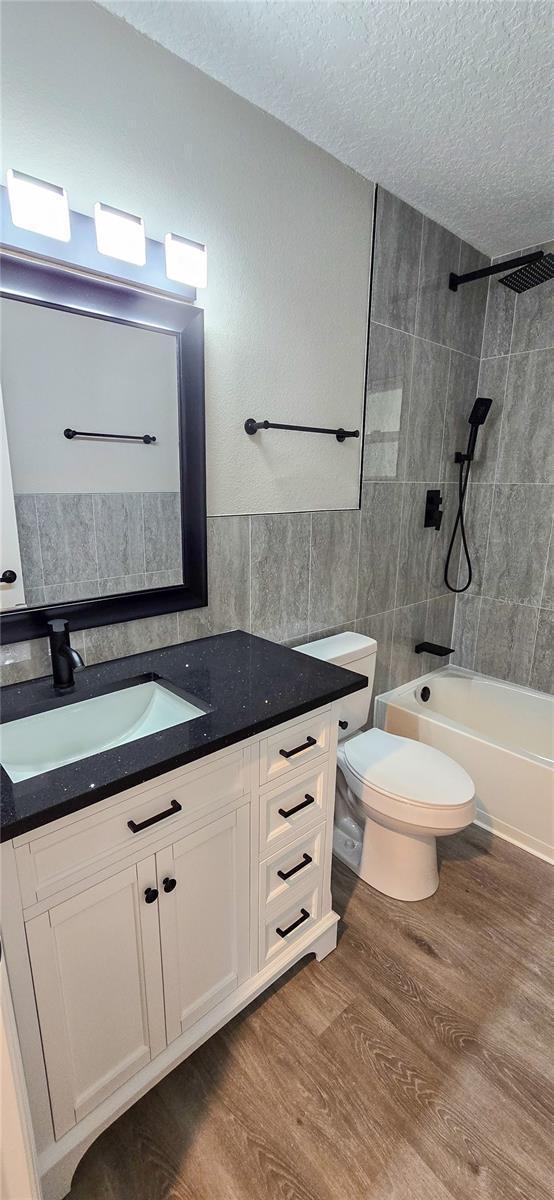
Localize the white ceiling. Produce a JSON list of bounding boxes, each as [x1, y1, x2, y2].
[[100, 0, 553, 255]]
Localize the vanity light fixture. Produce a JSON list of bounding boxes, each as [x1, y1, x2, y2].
[[94, 202, 146, 266], [6, 168, 71, 241], [165, 233, 207, 288]]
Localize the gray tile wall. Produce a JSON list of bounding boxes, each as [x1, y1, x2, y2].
[[452, 241, 554, 694], [14, 491, 182, 606], [362, 187, 489, 700], [2, 188, 493, 707]]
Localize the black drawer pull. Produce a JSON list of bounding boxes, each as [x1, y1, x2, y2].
[[276, 908, 310, 938], [277, 853, 312, 881], [128, 798, 182, 833], [278, 794, 315, 819], [144, 887, 158, 904], [279, 735, 317, 759]]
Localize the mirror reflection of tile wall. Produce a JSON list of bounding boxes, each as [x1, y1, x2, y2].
[[1, 296, 183, 608], [14, 491, 182, 606]]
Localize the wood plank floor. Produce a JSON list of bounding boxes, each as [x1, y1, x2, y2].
[[70, 827, 554, 1200]]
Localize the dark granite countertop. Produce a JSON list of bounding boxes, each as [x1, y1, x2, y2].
[[0, 630, 365, 842]]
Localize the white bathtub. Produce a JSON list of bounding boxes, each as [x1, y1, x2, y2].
[[375, 667, 554, 863]]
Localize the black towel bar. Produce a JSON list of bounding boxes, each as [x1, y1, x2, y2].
[[244, 418, 359, 443], [64, 428, 156, 444]]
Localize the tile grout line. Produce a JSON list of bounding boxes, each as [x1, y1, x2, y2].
[[528, 518, 552, 685]]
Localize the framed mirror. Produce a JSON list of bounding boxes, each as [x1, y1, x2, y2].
[[0, 252, 207, 642]]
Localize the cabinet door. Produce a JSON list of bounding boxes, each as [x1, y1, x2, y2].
[[25, 857, 165, 1138], [158, 804, 250, 1043]]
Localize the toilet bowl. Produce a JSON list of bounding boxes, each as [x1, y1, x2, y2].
[[295, 633, 476, 901]]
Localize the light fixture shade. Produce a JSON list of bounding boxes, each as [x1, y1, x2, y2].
[[165, 233, 207, 288], [6, 168, 71, 242], [94, 202, 146, 266]]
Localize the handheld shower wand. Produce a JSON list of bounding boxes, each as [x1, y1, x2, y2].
[[444, 397, 492, 593]]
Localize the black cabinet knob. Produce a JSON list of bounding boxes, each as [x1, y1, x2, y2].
[[1, 570, 17, 584], [144, 887, 159, 904], [162, 877, 177, 893]]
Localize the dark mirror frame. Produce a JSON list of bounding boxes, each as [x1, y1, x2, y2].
[[0, 252, 207, 644]]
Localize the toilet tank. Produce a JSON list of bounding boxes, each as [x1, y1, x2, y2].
[[294, 632, 377, 739]]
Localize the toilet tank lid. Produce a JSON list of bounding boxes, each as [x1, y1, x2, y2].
[[294, 632, 377, 667]]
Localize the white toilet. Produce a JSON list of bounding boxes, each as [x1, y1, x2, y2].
[[295, 632, 476, 901]]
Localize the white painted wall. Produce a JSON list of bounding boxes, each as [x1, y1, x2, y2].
[[1, 299, 180, 494], [0, 1, 372, 515]]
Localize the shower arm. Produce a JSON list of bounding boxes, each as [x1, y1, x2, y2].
[[449, 251, 543, 291]]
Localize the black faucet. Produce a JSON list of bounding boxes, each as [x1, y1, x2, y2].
[[48, 620, 85, 691]]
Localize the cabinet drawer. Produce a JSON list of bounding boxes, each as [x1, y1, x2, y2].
[[15, 749, 247, 907], [259, 764, 327, 857], [260, 710, 330, 786], [260, 884, 321, 968], [260, 826, 324, 911]]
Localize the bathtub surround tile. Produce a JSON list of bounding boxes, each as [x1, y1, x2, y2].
[[389, 601, 429, 690], [541, 522, 553, 610], [14, 495, 43, 588], [428, 482, 461, 598], [482, 485, 553, 607], [481, 275, 516, 359], [425, 594, 456, 668], [178, 515, 251, 641], [309, 509, 360, 632], [440, 352, 480, 482], [406, 338, 450, 480], [496, 348, 554, 484], [357, 482, 402, 618], [142, 492, 182, 573], [84, 613, 179, 667], [455, 483, 494, 596], [395, 482, 437, 606], [250, 513, 310, 643], [94, 493, 145, 578], [416, 217, 460, 349], [363, 323, 413, 481], [529, 609, 554, 694], [371, 189, 422, 333], [35, 493, 97, 586], [472, 356, 509, 482], [453, 241, 490, 357], [452, 593, 481, 670], [474, 598, 538, 687], [510, 241, 554, 354]]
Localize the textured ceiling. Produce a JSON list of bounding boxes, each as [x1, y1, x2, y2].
[[99, 1, 552, 255]]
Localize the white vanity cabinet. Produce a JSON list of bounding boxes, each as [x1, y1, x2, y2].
[[1, 702, 340, 1200], [25, 858, 166, 1138]]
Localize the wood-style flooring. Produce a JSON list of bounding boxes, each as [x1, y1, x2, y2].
[[71, 827, 554, 1200]]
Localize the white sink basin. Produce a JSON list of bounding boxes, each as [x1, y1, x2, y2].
[[0, 681, 207, 783]]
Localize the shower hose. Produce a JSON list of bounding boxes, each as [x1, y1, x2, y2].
[[444, 454, 473, 593]]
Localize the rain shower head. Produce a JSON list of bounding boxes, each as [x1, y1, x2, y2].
[[498, 252, 554, 293]]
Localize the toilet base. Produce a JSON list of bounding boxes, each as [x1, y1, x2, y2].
[[359, 814, 439, 901]]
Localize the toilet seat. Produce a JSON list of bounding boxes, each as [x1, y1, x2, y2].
[[337, 728, 475, 832]]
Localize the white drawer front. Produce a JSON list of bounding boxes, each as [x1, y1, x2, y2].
[[259, 764, 327, 857], [260, 710, 330, 785], [260, 826, 324, 910], [260, 884, 321, 968], [16, 749, 247, 907]]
